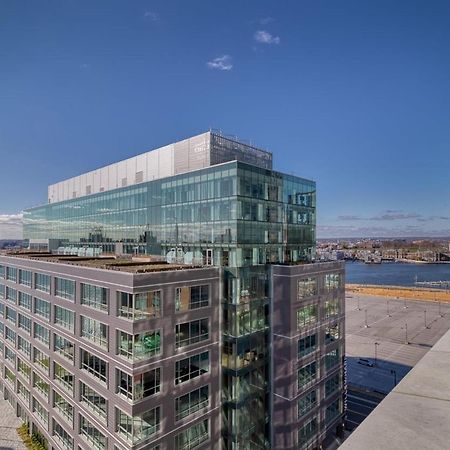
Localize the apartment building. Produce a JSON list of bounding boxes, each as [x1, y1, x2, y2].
[[1, 131, 345, 449], [0, 254, 221, 450], [271, 263, 345, 450]]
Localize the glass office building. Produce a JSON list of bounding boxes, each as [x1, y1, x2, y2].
[[15, 132, 344, 449], [24, 160, 316, 265]]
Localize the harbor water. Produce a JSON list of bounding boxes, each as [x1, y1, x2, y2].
[[345, 261, 450, 287]]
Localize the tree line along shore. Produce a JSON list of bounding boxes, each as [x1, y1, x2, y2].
[[346, 284, 450, 302]]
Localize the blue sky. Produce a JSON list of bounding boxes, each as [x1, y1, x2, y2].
[[1, 0, 450, 239]]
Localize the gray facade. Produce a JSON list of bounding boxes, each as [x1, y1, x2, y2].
[[0, 254, 221, 450], [271, 262, 345, 450]]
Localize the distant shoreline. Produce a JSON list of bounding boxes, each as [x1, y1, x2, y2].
[[346, 283, 450, 302]]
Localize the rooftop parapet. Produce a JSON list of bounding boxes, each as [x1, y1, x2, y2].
[[340, 326, 450, 450]]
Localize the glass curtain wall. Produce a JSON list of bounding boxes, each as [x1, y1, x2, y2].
[[23, 161, 315, 262], [23, 156, 316, 449]]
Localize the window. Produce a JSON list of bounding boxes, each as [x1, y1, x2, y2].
[[116, 407, 160, 444], [81, 316, 108, 349], [33, 348, 50, 375], [5, 326, 16, 344], [0, 283, 4, 299], [18, 313, 31, 334], [54, 334, 74, 362], [118, 290, 161, 320], [297, 278, 317, 299], [34, 323, 50, 347], [55, 277, 75, 301], [175, 385, 209, 421], [175, 319, 209, 348], [325, 299, 339, 319], [298, 417, 317, 448], [298, 390, 317, 418], [0, 265, 4, 279], [35, 273, 51, 293], [18, 291, 32, 310], [33, 396, 49, 426], [175, 285, 209, 311], [4, 386, 15, 408], [325, 273, 341, 290], [54, 362, 74, 394], [175, 351, 209, 385], [81, 283, 108, 311], [19, 269, 32, 287], [298, 361, 317, 389], [5, 366, 16, 385], [325, 324, 340, 345], [5, 305, 16, 324], [81, 349, 108, 384], [7, 267, 17, 282], [296, 305, 317, 329], [18, 358, 31, 381], [18, 380, 30, 405], [6, 287, 17, 303], [18, 335, 31, 358], [34, 297, 50, 320], [298, 334, 317, 358], [80, 414, 107, 450], [326, 398, 342, 424], [325, 349, 340, 371], [33, 372, 50, 398], [53, 391, 74, 426], [175, 419, 209, 450], [17, 402, 29, 424], [325, 373, 341, 398], [55, 305, 75, 332], [80, 381, 107, 421], [117, 330, 161, 361], [5, 346, 16, 365], [53, 419, 74, 450], [116, 368, 161, 401]]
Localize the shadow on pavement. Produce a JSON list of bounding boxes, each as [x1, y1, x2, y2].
[[346, 356, 412, 394]]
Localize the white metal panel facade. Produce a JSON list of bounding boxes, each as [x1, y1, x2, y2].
[[47, 131, 270, 203]]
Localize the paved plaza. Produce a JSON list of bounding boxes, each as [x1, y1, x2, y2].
[[0, 396, 26, 450], [345, 293, 450, 393]]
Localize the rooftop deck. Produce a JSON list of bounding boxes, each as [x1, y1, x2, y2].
[[4, 251, 203, 273]]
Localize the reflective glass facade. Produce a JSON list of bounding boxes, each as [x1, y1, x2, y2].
[[15, 136, 343, 450], [23, 161, 316, 265]]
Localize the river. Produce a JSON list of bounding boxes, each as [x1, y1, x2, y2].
[[345, 261, 450, 287]]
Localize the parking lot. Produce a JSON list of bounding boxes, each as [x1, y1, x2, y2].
[[345, 293, 450, 393]]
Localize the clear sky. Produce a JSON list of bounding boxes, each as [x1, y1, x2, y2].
[[1, 0, 450, 239]]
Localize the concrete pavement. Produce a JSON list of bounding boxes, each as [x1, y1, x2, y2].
[[0, 396, 26, 450], [345, 294, 450, 392]]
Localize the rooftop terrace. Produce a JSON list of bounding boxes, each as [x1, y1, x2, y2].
[[4, 251, 203, 273]]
